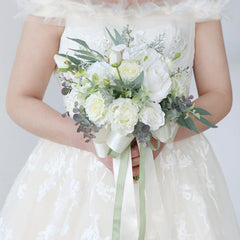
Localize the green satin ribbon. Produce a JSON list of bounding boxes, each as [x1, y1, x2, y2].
[[139, 143, 146, 240], [147, 138, 161, 151], [112, 146, 130, 240], [111, 143, 148, 240]]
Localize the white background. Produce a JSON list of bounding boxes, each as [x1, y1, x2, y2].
[[0, 0, 240, 226]]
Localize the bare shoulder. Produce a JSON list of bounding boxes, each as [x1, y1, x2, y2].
[[23, 15, 65, 40]]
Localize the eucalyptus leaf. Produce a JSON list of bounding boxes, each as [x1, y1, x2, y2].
[[73, 114, 82, 122], [70, 49, 91, 55], [58, 53, 82, 66], [91, 49, 105, 59], [194, 107, 212, 116], [184, 117, 199, 133], [75, 54, 97, 62], [177, 116, 199, 133], [130, 71, 144, 89], [105, 27, 118, 45], [67, 37, 89, 49], [195, 116, 217, 128], [114, 29, 124, 44]]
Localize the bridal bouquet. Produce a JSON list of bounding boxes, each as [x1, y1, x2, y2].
[[54, 25, 217, 240]]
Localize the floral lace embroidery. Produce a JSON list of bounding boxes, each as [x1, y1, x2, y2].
[[0, 218, 13, 240]]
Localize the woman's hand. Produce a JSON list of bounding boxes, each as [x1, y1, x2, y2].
[[92, 137, 166, 183], [131, 137, 165, 183]]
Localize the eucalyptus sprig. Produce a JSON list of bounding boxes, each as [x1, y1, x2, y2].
[[72, 102, 100, 142], [160, 93, 217, 133], [132, 121, 152, 145]]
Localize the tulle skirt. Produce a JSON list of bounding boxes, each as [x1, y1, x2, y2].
[[0, 133, 240, 239]]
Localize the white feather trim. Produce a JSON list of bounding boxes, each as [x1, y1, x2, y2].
[[16, 0, 230, 25]]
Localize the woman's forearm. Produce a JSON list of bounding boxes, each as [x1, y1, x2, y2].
[[174, 90, 232, 142], [6, 95, 97, 155]]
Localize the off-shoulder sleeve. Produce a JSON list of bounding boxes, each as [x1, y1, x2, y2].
[[16, 0, 66, 26], [192, 0, 230, 23]]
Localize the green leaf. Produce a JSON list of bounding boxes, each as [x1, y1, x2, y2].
[[176, 116, 188, 127], [105, 27, 117, 45], [130, 71, 144, 89], [91, 49, 105, 60], [58, 53, 82, 66], [67, 37, 89, 49], [195, 116, 218, 128], [114, 28, 124, 44], [69, 49, 91, 55], [172, 52, 182, 61], [75, 54, 97, 62], [177, 115, 199, 133], [92, 73, 99, 81], [194, 107, 212, 116], [185, 117, 199, 133]]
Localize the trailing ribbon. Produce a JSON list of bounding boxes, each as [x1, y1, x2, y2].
[[93, 123, 179, 239], [138, 141, 146, 240]]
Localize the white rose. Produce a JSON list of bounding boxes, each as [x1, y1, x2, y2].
[[109, 50, 122, 66], [87, 62, 114, 83], [85, 92, 107, 126], [111, 44, 127, 52], [54, 54, 70, 69], [143, 49, 172, 103], [108, 98, 139, 135], [117, 60, 143, 82], [122, 44, 147, 62], [139, 101, 165, 131]]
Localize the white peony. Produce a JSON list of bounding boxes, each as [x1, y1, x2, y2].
[[78, 82, 91, 94], [117, 60, 143, 82], [108, 98, 139, 135], [143, 49, 172, 103], [85, 92, 108, 126], [139, 101, 165, 131], [77, 78, 91, 94], [54, 54, 70, 69], [87, 61, 114, 83]]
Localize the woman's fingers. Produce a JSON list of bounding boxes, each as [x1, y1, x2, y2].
[[132, 156, 140, 167], [132, 166, 139, 177], [131, 143, 140, 159]]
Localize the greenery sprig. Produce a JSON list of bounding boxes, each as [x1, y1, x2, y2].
[[72, 102, 100, 142], [160, 93, 217, 133]]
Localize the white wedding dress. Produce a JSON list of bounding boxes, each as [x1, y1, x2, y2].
[[1, 0, 240, 239]]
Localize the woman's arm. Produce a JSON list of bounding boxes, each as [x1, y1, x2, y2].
[[5, 17, 98, 155], [174, 20, 232, 141], [136, 20, 232, 167]]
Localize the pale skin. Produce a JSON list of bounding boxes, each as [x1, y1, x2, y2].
[[6, 17, 232, 183]]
